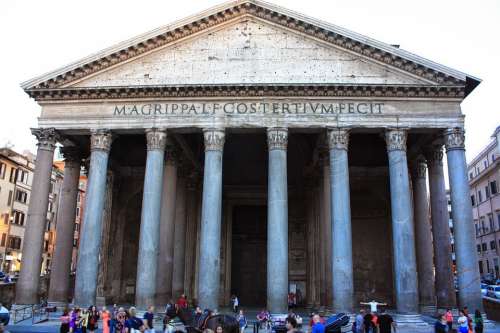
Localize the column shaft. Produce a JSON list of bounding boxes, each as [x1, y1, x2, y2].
[[172, 176, 187, 298], [445, 128, 482, 310], [184, 177, 199, 301], [411, 158, 436, 308], [267, 128, 288, 313], [156, 148, 177, 305], [322, 159, 333, 308], [328, 129, 354, 312], [198, 129, 225, 310], [385, 129, 419, 313], [427, 146, 456, 308], [16, 128, 58, 305], [136, 129, 167, 308], [74, 130, 112, 307], [48, 147, 81, 304]]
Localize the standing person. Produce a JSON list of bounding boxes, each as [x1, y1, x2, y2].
[[377, 309, 395, 333], [464, 307, 473, 333], [114, 308, 128, 333], [311, 315, 325, 333], [176, 294, 188, 309], [458, 311, 469, 333], [102, 307, 111, 333], [363, 312, 374, 333], [237, 310, 247, 333], [286, 317, 302, 333], [69, 308, 80, 333], [88, 306, 100, 333], [445, 309, 453, 332], [126, 307, 144, 333], [354, 310, 365, 333], [233, 295, 239, 313], [474, 310, 483, 333], [360, 301, 387, 314], [434, 314, 447, 333], [80, 308, 90, 333], [143, 306, 155, 333], [0, 303, 9, 326], [60, 308, 71, 333], [257, 309, 270, 330]]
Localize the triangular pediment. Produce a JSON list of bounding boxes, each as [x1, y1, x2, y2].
[[22, 0, 479, 95], [68, 18, 430, 88]]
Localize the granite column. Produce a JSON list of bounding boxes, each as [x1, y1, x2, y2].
[[48, 146, 82, 305], [385, 129, 419, 313], [135, 129, 167, 308], [74, 129, 113, 307], [267, 127, 289, 313], [444, 128, 482, 310], [198, 128, 225, 310], [15, 128, 58, 305]]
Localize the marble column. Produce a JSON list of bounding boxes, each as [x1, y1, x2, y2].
[[198, 128, 225, 310], [267, 127, 288, 313], [156, 144, 178, 305], [74, 129, 113, 307], [385, 129, 419, 313], [184, 175, 199, 301], [328, 128, 354, 313], [321, 149, 333, 308], [48, 146, 82, 304], [444, 128, 482, 310], [136, 129, 167, 308], [15, 128, 58, 305], [172, 175, 187, 298], [426, 145, 457, 309], [411, 157, 437, 309]]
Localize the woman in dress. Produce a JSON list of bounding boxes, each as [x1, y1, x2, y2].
[[60, 308, 70, 333], [101, 306, 111, 333], [69, 308, 80, 333]]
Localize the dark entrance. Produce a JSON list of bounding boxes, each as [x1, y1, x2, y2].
[[231, 205, 267, 306]]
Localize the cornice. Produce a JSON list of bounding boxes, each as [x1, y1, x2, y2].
[[27, 84, 465, 101], [21, 1, 477, 93]]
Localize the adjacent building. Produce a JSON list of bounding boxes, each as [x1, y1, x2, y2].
[[469, 126, 500, 280]]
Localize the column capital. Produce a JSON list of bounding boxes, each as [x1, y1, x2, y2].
[[385, 128, 407, 152], [411, 156, 427, 179], [267, 127, 288, 151], [31, 128, 59, 152], [327, 128, 350, 150], [425, 144, 444, 166], [90, 129, 113, 152], [165, 142, 179, 165], [203, 128, 225, 152], [145, 128, 167, 151], [60, 146, 82, 166], [443, 128, 465, 151]]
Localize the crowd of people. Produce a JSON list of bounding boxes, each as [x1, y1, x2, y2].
[[434, 308, 484, 333]]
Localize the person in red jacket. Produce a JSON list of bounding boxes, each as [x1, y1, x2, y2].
[[176, 294, 188, 309]]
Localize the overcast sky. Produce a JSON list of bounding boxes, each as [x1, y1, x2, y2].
[[0, 0, 499, 161]]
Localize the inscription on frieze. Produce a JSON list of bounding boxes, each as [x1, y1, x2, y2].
[[113, 101, 384, 117]]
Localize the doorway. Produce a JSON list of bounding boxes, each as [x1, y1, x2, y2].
[[231, 205, 267, 306]]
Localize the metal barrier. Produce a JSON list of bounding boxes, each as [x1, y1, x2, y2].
[[12, 304, 33, 324], [32, 304, 49, 324]]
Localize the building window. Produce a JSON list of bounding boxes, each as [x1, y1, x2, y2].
[[12, 211, 25, 226], [49, 182, 54, 194], [491, 241, 497, 250], [7, 190, 12, 206], [8, 236, 22, 250], [0, 233, 5, 246], [479, 261, 484, 274], [74, 223, 80, 232], [73, 239, 78, 247], [469, 172, 474, 180], [478, 190, 483, 203], [48, 201, 53, 213], [490, 214, 495, 231], [477, 244, 482, 252], [491, 181, 498, 195], [484, 160, 489, 169], [481, 218, 486, 233], [487, 260, 491, 273], [0, 162, 6, 179], [475, 223, 479, 236], [77, 193, 80, 203], [17, 169, 28, 184], [482, 243, 488, 251], [76, 207, 80, 217], [486, 186, 491, 199], [14, 189, 28, 204], [9, 168, 16, 183], [493, 154, 496, 162]]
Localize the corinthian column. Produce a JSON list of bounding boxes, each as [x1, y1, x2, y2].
[[267, 127, 289, 313], [328, 128, 354, 313], [426, 145, 456, 309], [385, 129, 419, 313], [444, 128, 482, 310], [16, 128, 58, 305], [198, 128, 225, 310], [411, 157, 436, 309], [48, 146, 82, 305], [172, 174, 187, 299], [74, 129, 113, 307], [136, 129, 167, 308]]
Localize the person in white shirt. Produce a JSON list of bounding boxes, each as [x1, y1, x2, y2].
[[457, 310, 469, 333], [360, 300, 387, 313]]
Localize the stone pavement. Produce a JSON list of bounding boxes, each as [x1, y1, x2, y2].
[[6, 309, 500, 333]]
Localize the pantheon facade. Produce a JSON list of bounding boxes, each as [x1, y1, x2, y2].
[[17, 0, 482, 315]]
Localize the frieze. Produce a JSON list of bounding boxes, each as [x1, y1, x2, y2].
[[444, 128, 465, 151], [385, 129, 407, 152], [31, 127, 59, 152], [267, 127, 288, 150], [25, 2, 463, 90]]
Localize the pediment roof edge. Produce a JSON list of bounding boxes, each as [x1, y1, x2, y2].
[[21, 0, 480, 95]]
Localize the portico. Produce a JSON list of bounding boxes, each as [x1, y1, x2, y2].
[[16, 0, 482, 316]]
